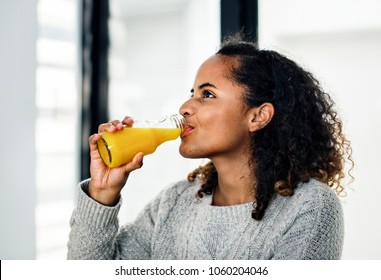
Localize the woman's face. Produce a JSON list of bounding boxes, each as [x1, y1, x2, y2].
[[179, 54, 252, 160]]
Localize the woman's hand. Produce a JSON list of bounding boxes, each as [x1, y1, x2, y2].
[[88, 116, 144, 206]]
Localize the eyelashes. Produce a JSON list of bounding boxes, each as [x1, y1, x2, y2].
[[189, 90, 216, 99], [202, 90, 215, 98]]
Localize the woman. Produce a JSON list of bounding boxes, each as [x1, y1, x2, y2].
[[67, 35, 353, 260]]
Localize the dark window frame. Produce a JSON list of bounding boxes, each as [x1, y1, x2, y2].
[[220, 0, 258, 42], [80, 0, 110, 180]]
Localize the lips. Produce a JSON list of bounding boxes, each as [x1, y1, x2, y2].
[[181, 125, 194, 137]]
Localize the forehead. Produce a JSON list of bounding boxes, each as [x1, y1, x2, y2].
[[194, 55, 247, 103], [196, 54, 238, 80]]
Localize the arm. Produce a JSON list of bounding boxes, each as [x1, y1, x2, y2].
[[67, 180, 122, 259], [67, 117, 147, 259], [67, 180, 161, 259], [272, 187, 344, 260]]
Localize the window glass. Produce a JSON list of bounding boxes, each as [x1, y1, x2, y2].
[[35, 0, 80, 259]]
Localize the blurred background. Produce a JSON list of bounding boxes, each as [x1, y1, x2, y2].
[[0, 0, 380, 260]]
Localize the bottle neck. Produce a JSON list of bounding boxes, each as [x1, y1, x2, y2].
[[132, 114, 186, 132], [151, 114, 186, 144], [166, 114, 186, 133]]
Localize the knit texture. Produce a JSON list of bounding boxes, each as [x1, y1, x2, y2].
[[67, 178, 344, 260]]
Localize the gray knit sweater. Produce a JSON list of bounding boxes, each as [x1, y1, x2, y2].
[[67, 178, 344, 260]]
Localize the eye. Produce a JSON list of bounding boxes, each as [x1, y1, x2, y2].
[[202, 90, 215, 98]]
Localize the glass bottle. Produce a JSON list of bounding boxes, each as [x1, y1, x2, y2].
[[97, 114, 186, 168]]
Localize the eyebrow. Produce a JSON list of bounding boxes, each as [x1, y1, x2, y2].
[[190, 82, 217, 93]]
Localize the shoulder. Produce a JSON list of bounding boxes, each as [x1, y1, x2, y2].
[[265, 179, 344, 259], [267, 178, 343, 224], [292, 179, 342, 211]]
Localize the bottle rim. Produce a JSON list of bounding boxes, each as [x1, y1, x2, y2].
[[98, 138, 112, 166], [168, 114, 186, 132]]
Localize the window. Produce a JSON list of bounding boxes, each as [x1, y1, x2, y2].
[[35, 0, 80, 259]]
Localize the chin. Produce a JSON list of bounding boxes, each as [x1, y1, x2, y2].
[[179, 147, 204, 159]]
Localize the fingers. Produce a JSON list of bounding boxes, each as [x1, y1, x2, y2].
[[122, 152, 144, 174], [98, 117, 134, 133], [122, 116, 134, 127], [98, 120, 122, 133]]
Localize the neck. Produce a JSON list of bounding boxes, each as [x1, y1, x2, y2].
[[211, 156, 256, 206]]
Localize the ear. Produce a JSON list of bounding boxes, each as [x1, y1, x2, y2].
[[247, 102, 275, 132]]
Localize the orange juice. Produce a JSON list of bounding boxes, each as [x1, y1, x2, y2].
[[97, 127, 181, 168]]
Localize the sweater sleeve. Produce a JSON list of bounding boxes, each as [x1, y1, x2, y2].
[[271, 184, 344, 260], [67, 180, 161, 260]]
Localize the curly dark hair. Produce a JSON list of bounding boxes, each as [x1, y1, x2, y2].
[[188, 34, 353, 220]]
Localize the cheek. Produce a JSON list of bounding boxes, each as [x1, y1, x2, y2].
[[205, 117, 248, 148], [211, 112, 245, 135]]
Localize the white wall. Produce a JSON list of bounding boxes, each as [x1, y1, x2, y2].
[[0, 0, 37, 259], [259, 0, 381, 259]]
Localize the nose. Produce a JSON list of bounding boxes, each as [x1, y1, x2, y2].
[[179, 98, 194, 117]]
